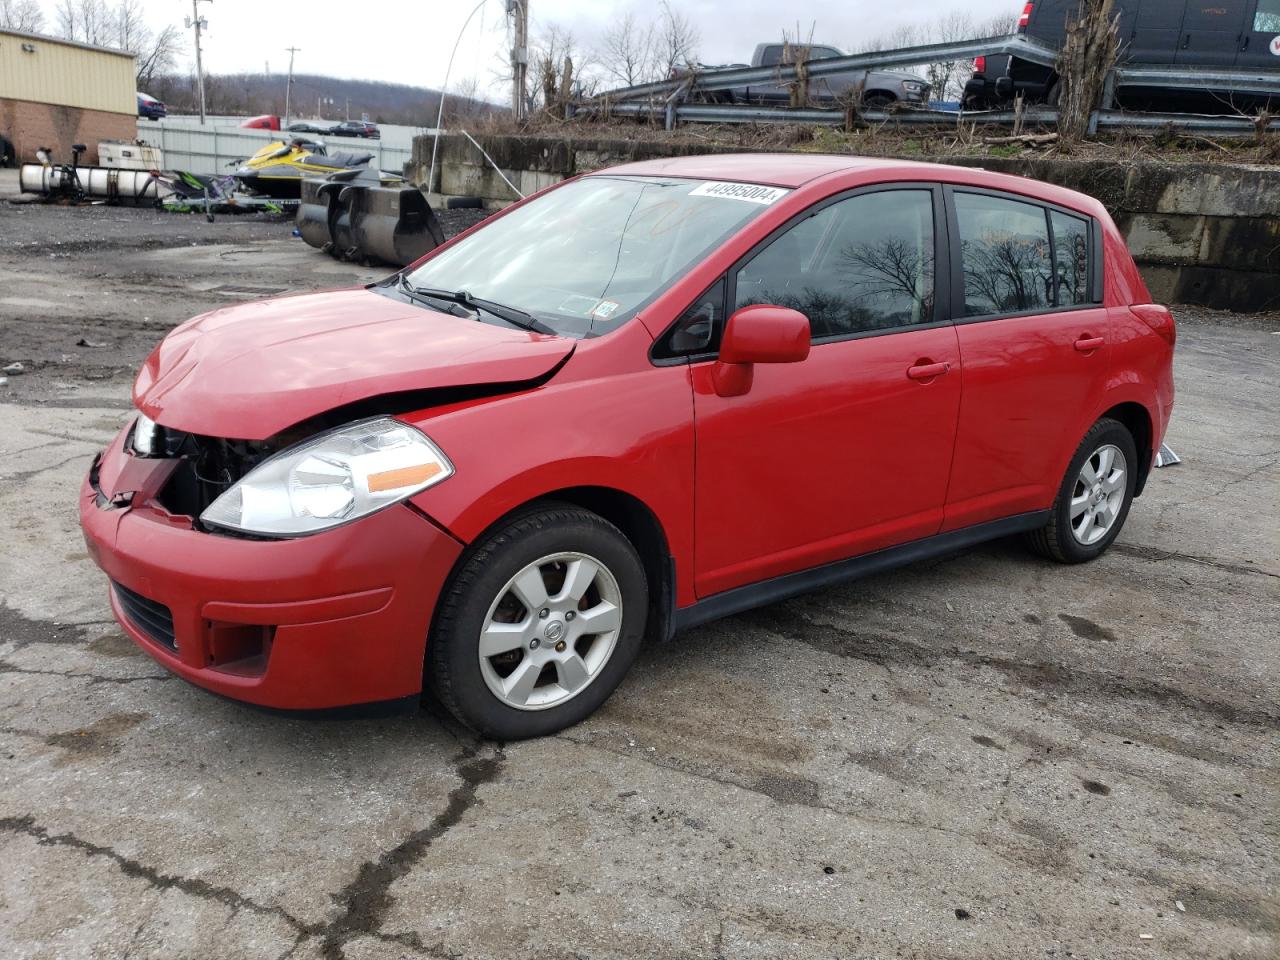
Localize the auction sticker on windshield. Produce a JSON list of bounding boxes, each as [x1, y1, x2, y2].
[[689, 181, 790, 204]]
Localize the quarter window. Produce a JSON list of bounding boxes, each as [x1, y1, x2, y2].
[[1050, 210, 1090, 306], [954, 192, 1053, 317], [734, 190, 936, 339]]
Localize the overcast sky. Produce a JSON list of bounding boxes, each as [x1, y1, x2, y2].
[[133, 0, 1016, 96]]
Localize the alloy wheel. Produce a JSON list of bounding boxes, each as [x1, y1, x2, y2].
[[1069, 443, 1127, 546], [477, 552, 623, 711]]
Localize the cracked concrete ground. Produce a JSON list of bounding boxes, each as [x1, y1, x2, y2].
[[0, 197, 1277, 960]]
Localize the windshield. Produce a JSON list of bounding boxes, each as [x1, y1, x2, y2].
[[403, 175, 787, 338]]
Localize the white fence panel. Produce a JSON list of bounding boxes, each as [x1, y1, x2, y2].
[[133, 118, 414, 175]]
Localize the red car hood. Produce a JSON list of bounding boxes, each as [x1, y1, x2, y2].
[[134, 287, 574, 440]]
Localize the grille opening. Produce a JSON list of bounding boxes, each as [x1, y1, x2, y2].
[[112, 582, 176, 650]]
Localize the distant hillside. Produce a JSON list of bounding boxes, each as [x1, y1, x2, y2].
[[146, 72, 502, 126]]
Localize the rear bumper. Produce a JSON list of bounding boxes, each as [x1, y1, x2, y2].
[[79, 433, 464, 710]]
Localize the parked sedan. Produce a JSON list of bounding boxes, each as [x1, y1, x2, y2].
[[329, 120, 380, 138], [81, 154, 1175, 739], [285, 121, 333, 135], [136, 92, 166, 120]]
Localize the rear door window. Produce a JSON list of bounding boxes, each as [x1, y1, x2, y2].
[[953, 192, 1053, 317]]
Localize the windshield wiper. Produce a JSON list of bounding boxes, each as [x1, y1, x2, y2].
[[394, 274, 473, 318], [408, 284, 555, 334]]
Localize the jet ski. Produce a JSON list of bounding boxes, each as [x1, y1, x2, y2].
[[233, 138, 401, 199]]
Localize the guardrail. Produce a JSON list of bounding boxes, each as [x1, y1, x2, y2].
[[595, 35, 1061, 101], [589, 33, 1279, 137]]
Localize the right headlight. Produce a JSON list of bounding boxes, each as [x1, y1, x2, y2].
[[201, 417, 453, 537]]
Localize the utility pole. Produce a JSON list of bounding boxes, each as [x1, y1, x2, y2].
[[508, 0, 528, 121], [185, 0, 212, 124], [284, 46, 301, 127]]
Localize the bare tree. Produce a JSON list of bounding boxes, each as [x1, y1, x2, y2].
[[653, 0, 699, 78], [52, 1, 182, 86], [598, 11, 658, 87], [1057, 0, 1120, 142], [922, 12, 977, 100], [133, 23, 180, 87], [54, 0, 110, 45], [114, 0, 182, 87], [531, 23, 582, 116], [0, 0, 45, 31]]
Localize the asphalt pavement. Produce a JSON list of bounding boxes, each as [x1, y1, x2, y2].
[[0, 197, 1276, 959]]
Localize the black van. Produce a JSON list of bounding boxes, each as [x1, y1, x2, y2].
[[964, 0, 1280, 109]]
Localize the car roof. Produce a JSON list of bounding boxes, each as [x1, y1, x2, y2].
[[587, 152, 1107, 218], [592, 153, 952, 188]]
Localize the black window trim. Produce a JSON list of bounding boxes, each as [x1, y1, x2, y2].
[[943, 184, 1105, 326], [650, 181, 952, 366]]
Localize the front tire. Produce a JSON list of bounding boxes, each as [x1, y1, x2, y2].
[[1026, 418, 1137, 564], [428, 504, 647, 739]]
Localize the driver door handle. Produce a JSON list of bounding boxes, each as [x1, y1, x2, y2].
[[906, 360, 950, 381]]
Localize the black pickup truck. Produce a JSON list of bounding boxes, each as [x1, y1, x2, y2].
[[965, 0, 1280, 110]]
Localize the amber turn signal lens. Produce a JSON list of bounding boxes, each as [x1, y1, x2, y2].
[[367, 462, 444, 493]]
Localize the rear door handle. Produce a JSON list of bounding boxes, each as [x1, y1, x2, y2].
[[1074, 336, 1105, 352], [906, 360, 950, 381]]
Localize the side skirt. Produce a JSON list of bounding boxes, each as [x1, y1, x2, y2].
[[671, 511, 1050, 635]]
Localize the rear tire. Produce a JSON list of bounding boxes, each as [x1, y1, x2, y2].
[[1025, 418, 1137, 564], [428, 504, 647, 739]]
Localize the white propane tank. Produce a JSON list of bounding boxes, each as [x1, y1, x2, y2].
[[18, 164, 172, 200]]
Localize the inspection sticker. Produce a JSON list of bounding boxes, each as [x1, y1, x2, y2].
[[689, 181, 790, 205], [1270, 35, 1280, 56], [591, 299, 621, 319]]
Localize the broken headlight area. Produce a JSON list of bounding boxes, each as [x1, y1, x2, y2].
[[151, 430, 295, 528], [147, 417, 452, 538]]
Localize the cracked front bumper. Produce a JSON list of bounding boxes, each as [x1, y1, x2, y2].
[[78, 427, 464, 711]]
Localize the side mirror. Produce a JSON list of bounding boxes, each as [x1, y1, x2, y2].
[[713, 305, 810, 397]]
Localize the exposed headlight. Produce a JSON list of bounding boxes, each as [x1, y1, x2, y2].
[[131, 412, 159, 456], [201, 418, 453, 537]]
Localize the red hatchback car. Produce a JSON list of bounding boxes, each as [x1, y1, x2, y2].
[[80, 154, 1175, 738]]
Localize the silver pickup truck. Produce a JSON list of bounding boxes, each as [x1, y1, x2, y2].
[[683, 42, 931, 108]]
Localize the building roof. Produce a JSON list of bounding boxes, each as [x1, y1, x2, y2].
[[0, 27, 135, 60]]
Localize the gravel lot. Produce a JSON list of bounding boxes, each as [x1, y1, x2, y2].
[[0, 190, 1276, 960]]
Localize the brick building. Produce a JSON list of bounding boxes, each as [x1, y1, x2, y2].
[[0, 29, 136, 165]]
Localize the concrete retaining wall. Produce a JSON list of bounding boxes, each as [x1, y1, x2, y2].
[[408, 134, 1280, 312]]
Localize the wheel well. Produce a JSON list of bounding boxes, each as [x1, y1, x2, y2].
[[1100, 402, 1153, 497], [462, 487, 673, 644], [543, 486, 673, 640], [863, 89, 896, 101]]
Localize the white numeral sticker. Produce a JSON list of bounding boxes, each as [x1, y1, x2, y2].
[[689, 181, 790, 205]]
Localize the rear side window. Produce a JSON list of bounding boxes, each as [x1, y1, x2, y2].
[[1050, 210, 1090, 306], [734, 190, 936, 339], [760, 45, 783, 66], [954, 192, 1053, 317]]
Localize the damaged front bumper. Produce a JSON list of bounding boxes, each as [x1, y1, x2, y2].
[[79, 425, 463, 711]]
